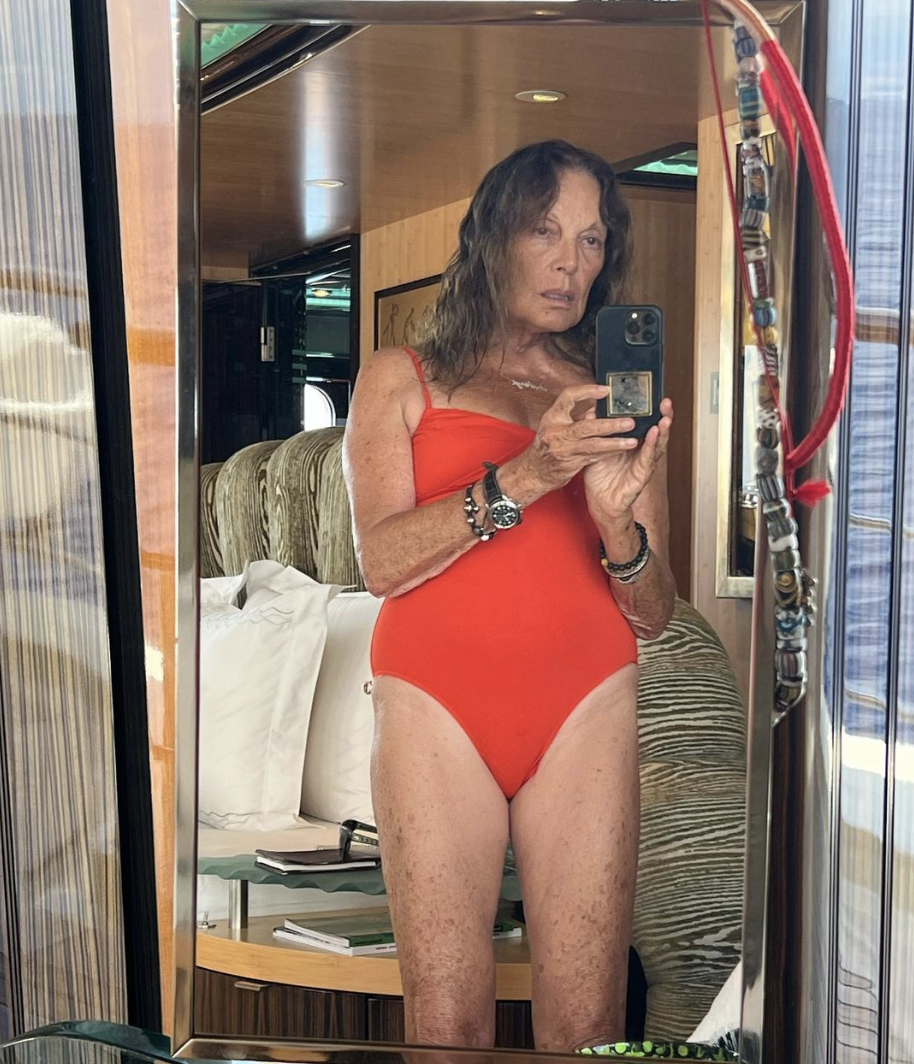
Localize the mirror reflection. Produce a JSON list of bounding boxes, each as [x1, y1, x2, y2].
[[191, 14, 793, 1054]]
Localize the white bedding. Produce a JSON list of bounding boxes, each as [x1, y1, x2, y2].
[[197, 818, 340, 859]]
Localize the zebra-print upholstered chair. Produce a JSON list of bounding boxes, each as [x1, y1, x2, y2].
[[201, 428, 746, 1040]]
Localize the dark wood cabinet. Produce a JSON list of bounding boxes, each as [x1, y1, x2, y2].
[[495, 1001, 534, 1048], [365, 995, 405, 1043], [195, 968, 533, 1047], [195, 969, 366, 1039]]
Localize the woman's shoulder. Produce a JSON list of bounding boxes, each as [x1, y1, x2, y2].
[[354, 346, 428, 421], [358, 345, 419, 386], [363, 344, 422, 371]]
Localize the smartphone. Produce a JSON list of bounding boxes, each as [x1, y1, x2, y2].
[[595, 305, 664, 439]]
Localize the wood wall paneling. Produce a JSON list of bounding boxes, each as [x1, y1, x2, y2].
[[625, 187, 696, 600], [104, 0, 178, 1034], [0, 0, 126, 1031], [360, 197, 471, 364]]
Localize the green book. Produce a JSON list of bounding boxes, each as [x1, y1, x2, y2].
[[274, 911, 523, 957]]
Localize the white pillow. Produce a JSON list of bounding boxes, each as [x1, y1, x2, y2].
[[300, 592, 383, 824], [199, 560, 341, 830]]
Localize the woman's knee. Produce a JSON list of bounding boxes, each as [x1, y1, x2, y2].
[[529, 948, 629, 1051], [533, 1001, 625, 1053], [406, 982, 495, 1048]]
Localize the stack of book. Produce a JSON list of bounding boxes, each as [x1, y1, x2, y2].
[[255, 848, 381, 874], [273, 911, 523, 956]]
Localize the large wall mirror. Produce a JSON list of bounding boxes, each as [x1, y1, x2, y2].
[[172, 3, 805, 1060]]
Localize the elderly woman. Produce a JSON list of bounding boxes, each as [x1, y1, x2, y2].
[[343, 139, 676, 1052]]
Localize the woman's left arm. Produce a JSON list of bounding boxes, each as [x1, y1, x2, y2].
[[594, 453, 677, 641]]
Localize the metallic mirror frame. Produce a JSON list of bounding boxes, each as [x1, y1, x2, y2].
[[172, 2, 805, 1058]]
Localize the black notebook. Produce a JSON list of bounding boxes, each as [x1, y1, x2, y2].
[[254, 847, 381, 874]]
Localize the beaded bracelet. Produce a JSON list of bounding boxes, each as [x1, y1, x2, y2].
[[613, 548, 652, 584], [463, 483, 496, 542], [599, 522, 649, 577]]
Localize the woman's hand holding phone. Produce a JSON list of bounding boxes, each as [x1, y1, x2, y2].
[[501, 384, 645, 504], [582, 397, 674, 524], [595, 305, 664, 437]]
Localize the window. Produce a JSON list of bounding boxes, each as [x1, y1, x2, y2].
[[302, 383, 336, 430]]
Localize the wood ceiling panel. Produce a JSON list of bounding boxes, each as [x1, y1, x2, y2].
[[201, 23, 738, 268]]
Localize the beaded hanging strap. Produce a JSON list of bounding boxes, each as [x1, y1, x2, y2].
[[701, 0, 856, 718]]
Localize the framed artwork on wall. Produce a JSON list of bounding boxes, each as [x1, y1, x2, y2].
[[374, 275, 442, 350]]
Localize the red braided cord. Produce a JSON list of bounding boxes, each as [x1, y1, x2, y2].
[[758, 37, 855, 473], [701, 0, 855, 492]]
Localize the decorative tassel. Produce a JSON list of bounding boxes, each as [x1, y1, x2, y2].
[[792, 479, 831, 508]]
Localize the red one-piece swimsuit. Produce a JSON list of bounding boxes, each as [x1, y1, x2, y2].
[[370, 347, 638, 799]]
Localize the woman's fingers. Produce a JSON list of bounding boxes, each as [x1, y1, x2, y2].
[[632, 427, 657, 477], [583, 436, 639, 456], [534, 388, 674, 487], [653, 413, 673, 458], [574, 416, 635, 438], [544, 383, 610, 423], [631, 417, 671, 479]]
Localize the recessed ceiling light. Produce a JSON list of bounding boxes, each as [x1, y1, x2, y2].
[[305, 178, 345, 189], [515, 89, 566, 104]]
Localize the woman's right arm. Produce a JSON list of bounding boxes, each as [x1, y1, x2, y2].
[[343, 349, 637, 598], [343, 348, 481, 598]]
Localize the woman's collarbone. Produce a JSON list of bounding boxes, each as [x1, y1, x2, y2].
[[443, 387, 554, 429]]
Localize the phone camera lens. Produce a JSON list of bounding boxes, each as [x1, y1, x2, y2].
[[643, 312, 656, 326], [643, 330, 656, 343], [625, 319, 640, 335]]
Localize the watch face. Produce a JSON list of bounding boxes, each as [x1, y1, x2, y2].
[[490, 500, 520, 529]]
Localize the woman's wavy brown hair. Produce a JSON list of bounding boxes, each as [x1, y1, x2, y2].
[[416, 139, 632, 390]]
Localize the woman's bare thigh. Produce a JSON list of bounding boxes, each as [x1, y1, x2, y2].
[[370, 675, 510, 1046], [509, 663, 640, 1051]]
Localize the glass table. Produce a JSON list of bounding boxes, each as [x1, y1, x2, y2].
[[1, 1022, 737, 1063], [197, 853, 522, 930]]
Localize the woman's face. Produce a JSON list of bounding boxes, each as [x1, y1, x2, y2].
[[504, 168, 607, 338]]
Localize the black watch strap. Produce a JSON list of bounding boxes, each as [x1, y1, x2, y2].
[[482, 462, 502, 506]]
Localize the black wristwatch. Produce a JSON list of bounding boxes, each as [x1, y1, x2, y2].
[[482, 462, 523, 530]]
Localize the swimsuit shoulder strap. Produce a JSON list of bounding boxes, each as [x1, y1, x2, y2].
[[403, 346, 432, 409]]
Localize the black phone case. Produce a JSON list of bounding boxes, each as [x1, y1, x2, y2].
[[595, 305, 664, 439]]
